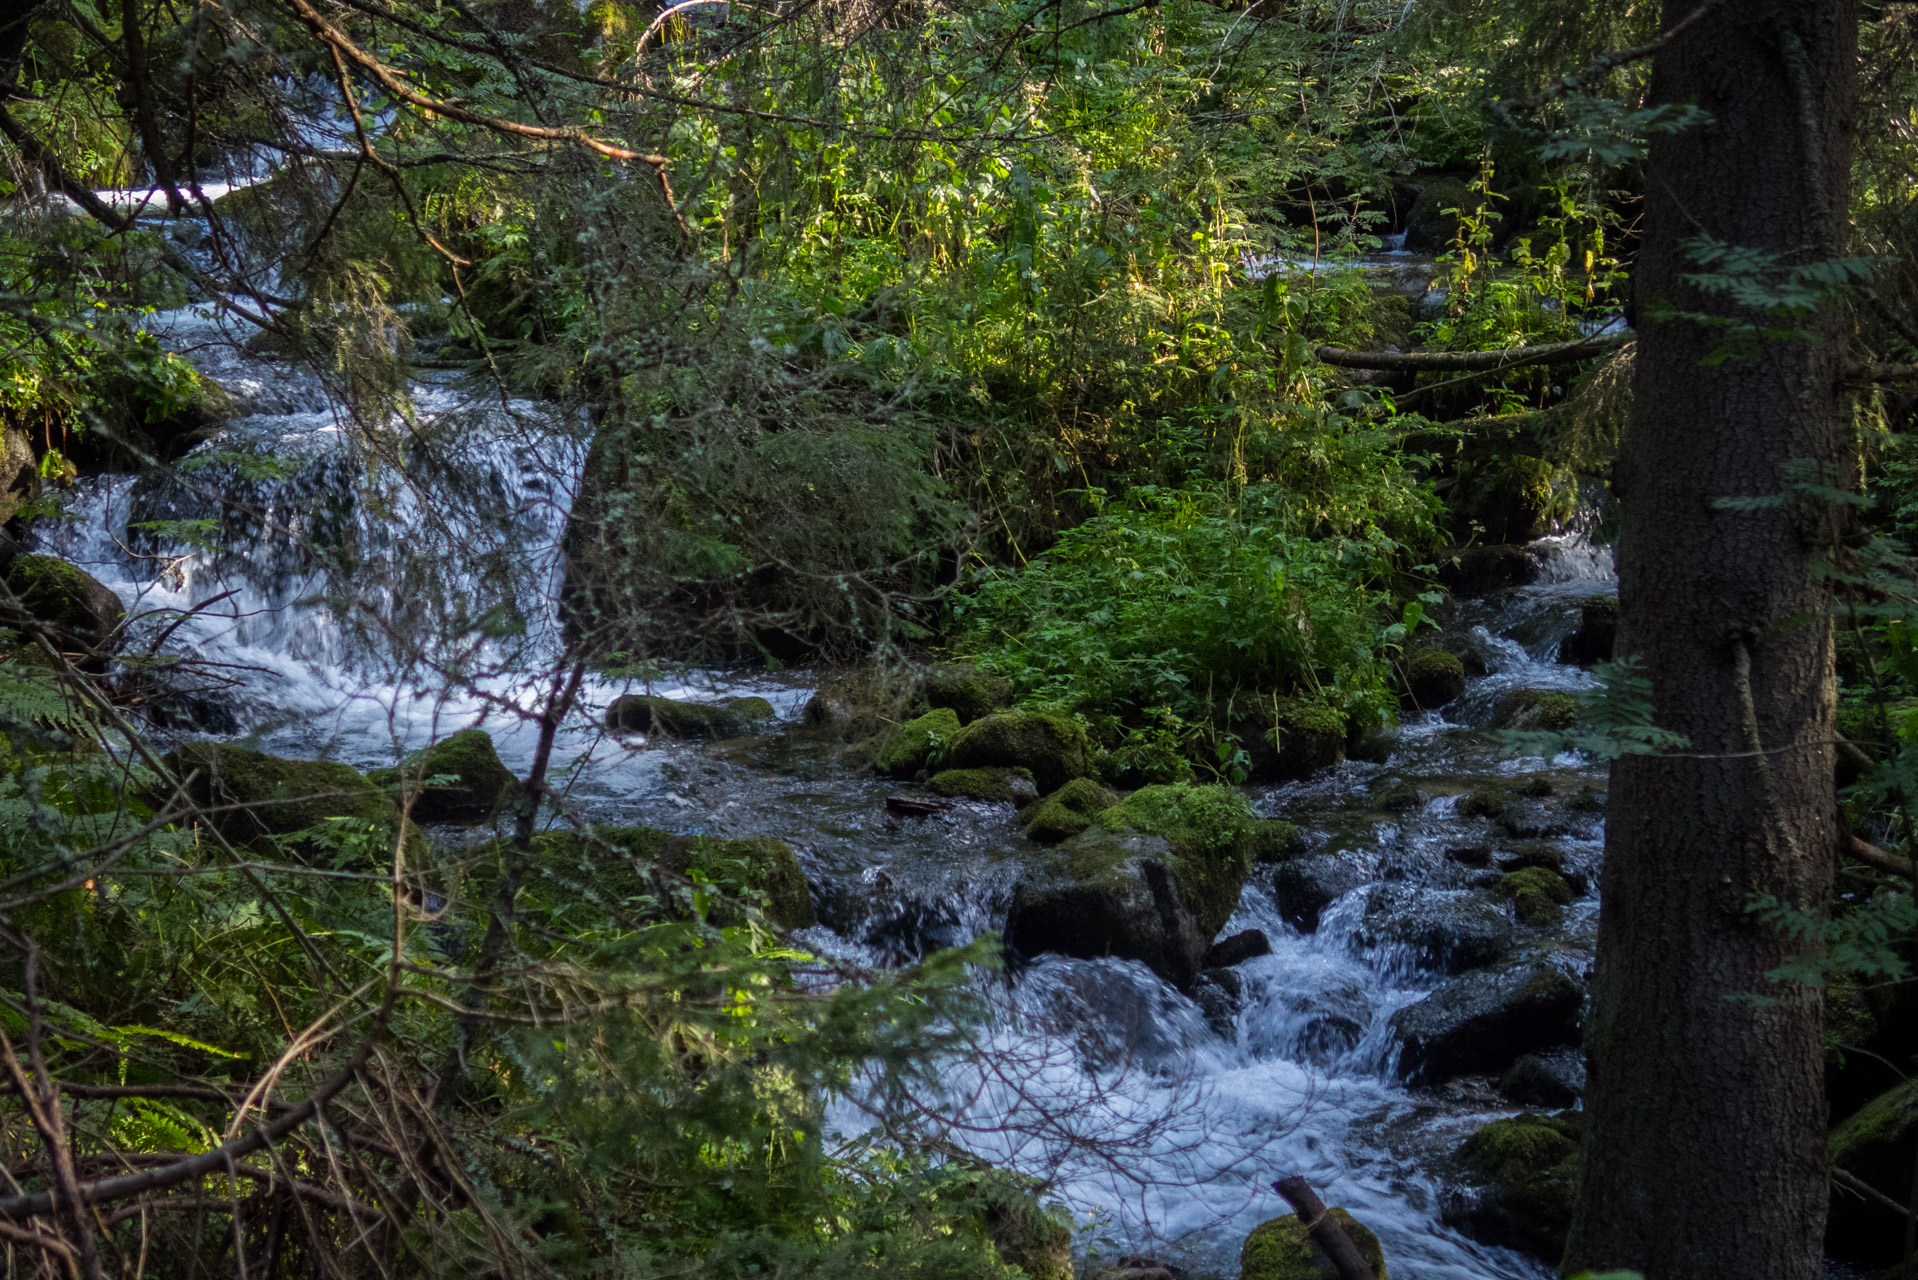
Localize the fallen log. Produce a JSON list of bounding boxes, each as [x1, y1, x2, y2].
[[1313, 333, 1629, 372]]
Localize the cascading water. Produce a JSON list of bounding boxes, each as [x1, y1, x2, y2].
[[31, 287, 1621, 1278]]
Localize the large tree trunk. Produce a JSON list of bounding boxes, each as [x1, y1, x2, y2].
[[1564, 3, 1856, 1278]]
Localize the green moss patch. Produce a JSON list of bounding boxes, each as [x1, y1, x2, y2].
[[370, 727, 516, 821], [874, 707, 961, 777], [1501, 866, 1573, 926], [947, 709, 1091, 791], [1241, 1206, 1387, 1280], [927, 766, 1037, 803], [1019, 777, 1118, 843]]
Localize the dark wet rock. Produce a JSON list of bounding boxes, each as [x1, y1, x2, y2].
[[1493, 841, 1566, 875], [1402, 175, 1476, 253], [926, 766, 1038, 804], [1402, 647, 1466, 710], [1241, 1206, 1387, 1280], [1363, 884, 1516, 972], [1494, 689, 1579, 732], [1436, 544, 1538, 597], [1499, 1046, 1587, 1107], [1373, 779, 1422, 813], [1391, 960, 1584, 1083], [368, 727, 517, 821], [1495, 800, 1576, 840], [1204, 929, 1272, 969], [1442, 1111, 1580, 1262], [872, 707, 962, 777], [1568, 785, 1607, 813], [1559, 596, 1618, 666], [1018, 777, 1119, 843], [1346, 721, 1399, 764], [948, 709, 1092, 792], [1257, 699, 1346, 781], [921, 667, 1012, 724], [1006, 784, 1264, 989], [1272, 853, 1367, 932], [605, 694, 768, 739], [1828, 1078, 1918, 1262], [1195, 970, 1242, 1039], [1446, 843, 1493, 868], [4, 554, 123, 655], [1500, 867, 1573, 926]]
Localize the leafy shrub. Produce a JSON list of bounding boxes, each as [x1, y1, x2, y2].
[[952, 484, 1398, 730]]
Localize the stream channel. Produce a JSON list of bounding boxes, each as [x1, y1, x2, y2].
[[36, 247, 1615, 1280]]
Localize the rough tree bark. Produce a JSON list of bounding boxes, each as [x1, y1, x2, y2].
[[1563, 3, 1856, 1279]]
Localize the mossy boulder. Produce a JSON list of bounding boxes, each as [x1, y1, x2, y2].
[[1391, 960, 1584, 1083], [1256, 700, 1346, 781], [1251, 819, 1305, 863], [5, 555, 123, 652], [368, 728, 517, 822], [927, 766, 1039, 804], [1241, 1206, 1387, 1280], [165, 741, 425, 862], [1495, 689, 1579, 733], [1444, 1112, 1580, 1262], [947, 710, 1091, 792], [605, 694, 767, 738], [1403, 175, 1477, 253], [1501, 866, 1573, 926], [1402, 649, 1466, 710], [979, 1178, 1073, 1280], [874, 707, 962, 778], [530, 824, 813, 929], [1018, 777, 1119, 843], [1006, 784, 1266, 989], [1829, 1078, 1918, 1261], [922, 668, 1013, 724], [1455, 454, 1561, 544], [1558, 596, 1618, 667], [1459, 786, 1506, 819]]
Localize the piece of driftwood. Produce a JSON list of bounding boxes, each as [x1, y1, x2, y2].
[[1272, 1177, 1376, 1280], [885, 795, 954, 817]]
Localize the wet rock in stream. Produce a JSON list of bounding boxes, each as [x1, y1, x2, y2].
[[1391, 958, 1585, 1083], [1360, 883, 1516, 972], [1270, 852, 1369, 932], [1441, 1110, 1581, 1262]]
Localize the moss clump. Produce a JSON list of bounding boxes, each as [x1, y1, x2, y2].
[[947, 710, 1091, 791], [1402, 648, 1466, 710], [1502, 866, 1573, 926], [1101, 730, 1195, 788], [370, 728, 517, 822], [921, 668, 1012, 724], [1249, 819, 1304, 864], [166, 741, 423, 862], [1454, 1112, 1580, 1260], [1460, 786, 1506, 819], [927, 766, 1037, 804], [6, 555, 123, 645], [1096, 783, 1261, 936], [1019, 777, 1119, 843], [531, 825, 813, 929], [1374, 780, 1421, 813], [1241, 1206, 1387, 1280], [874, 707, 962, 778], [1495, 689, 1579, 732]]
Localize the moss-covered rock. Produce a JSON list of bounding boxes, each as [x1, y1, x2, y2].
[[728, 695, 777, 723], [1101, 731, 1196, 788], [165, 741, 424, 862], [1241, 1206, 1387, 1280], [1258, 700, 1346, 781], [1007, 784, 1264, 988], [922, 668, 1013, 724], [980, 1178, 1073, 1280], [1250, 819, 1305, 864], [1402, 648, 1466, 710], [1459, 786, 1506, 819], [5, 555, 123, 651], [369, 728, 517, 822], [1495, 689, 1579, 733], [928, 766, 1039, 804], [1829, 1078, 1918, 1261], [1454, 454, 1561, 544], [1374, 779, 1422, 813], [530, 824, 813, 929], [1558, 596, 1617, 667], [1445, 1112, 1580, 1262], [1391, 960, 1583, 1083], [605, 694, 757, 738], [1501, 866, 1573, 926], [1403, 174, 1477, 253], [1498, 1047, 1586, 1108], [874, 707, 962, 778], [1018, 777, 1119, 843], [947, 709, 1091, 792]]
